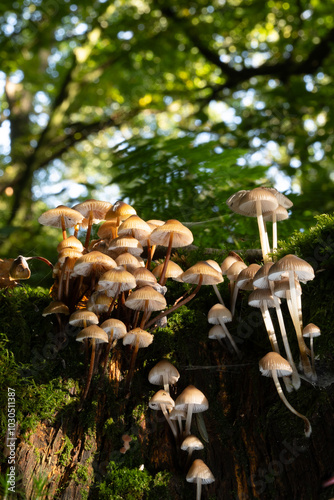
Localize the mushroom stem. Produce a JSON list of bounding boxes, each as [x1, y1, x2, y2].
[[140, 300, 149, 329], [125, 337, 140, 392], [108, 284, 121, 316], [287, 273, 313, 378], [196, 476, 202, 500], [84, 211, 94, 249], [272, 211, 278, 254], [273, 297, 301, 390], [160, 404, 178, 440], [185, 403, 194, 436], [145, 275, 203, 329], [159, 232, 174, 286], [218, 321, 242, 359], [230, 282, 240, 316], [309, 336, 315, 373], [102, 337, 117, 375], [81, 339, 96, 403], [271, 369, 312, 437], [162, 373, 170, 394], [256, 200, 271, 263], [26, 255, 54, 269], [260, 303, 280, 353], [212, 284, 225, 305]]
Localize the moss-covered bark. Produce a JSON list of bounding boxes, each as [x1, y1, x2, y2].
[[1, 215, 334, 499]]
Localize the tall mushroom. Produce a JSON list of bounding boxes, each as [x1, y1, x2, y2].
[[186, 459, 215, 500], [148, 389, 178, 439], [175, 385, 209, 436], [38, 205, 84, 240], [122, 327, 154, 390], [259, 352, 312, 437], [207, 304, 241, 358], [72, 199, 112, 249], [303, 323, 321, 378]]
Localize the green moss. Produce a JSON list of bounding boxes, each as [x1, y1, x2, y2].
[[57, 435, 74, 467]]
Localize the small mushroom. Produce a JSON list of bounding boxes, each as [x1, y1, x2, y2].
[[148, 359, 180, 394], [259, 352, 312, 437], [175, 385, 209, 436], [303, 323, 321, 378], [149, 389, 178, 439], [181, 435, 204, 466], [186, 459, 215, 500]]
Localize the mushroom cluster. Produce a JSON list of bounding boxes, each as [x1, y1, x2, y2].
[[148, 359, 214, 498]]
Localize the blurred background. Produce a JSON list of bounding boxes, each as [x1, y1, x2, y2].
[[1, 0, 334, 269]]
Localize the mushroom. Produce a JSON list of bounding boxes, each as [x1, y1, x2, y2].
[[38, 205, 84, 240], [132, 267, 158, 288], [124, 285, 167, 329], [115, 252, 144, 273], [72, 199, 112, 249], [108, 236, 144, 256], [208, 324, 226, 348], [76, 325, 108, 403], [230, 263, 261, 316], [186, 459, 215, 500], [105, 200, 137, 234], [148, 389, 178, 439], [122, 327, 154, 390], [152, 260, 184, 282], [259, 352, 312, 437], [175, 385, 209, 436], [205, 259, 225, 305], [207, 303, 241, 358], [100, 318, 127, 374], [149, 219, 193, 286], [181, 435, 204, 466], [303, 323, 321, 378], [148, 359, 180, 394], [170, 407, 186, 436]]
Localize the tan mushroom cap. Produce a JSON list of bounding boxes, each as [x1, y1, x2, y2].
[[186, 459, 215, 484], [238, 187, 279, 216], [208, 303, 232, 324], [9, 256, 31, 280], [152, 261, 184, 281], [146, 219, 165, 228], [118, 215, 152, 241], [58, 248, 83, 264], [303, 323, 321, 338], [115, 252, 144, 272], [263, 205, 289, 222], [252, 262, 274, 289], [181, 261, 224, 285], [42, 301, 70, 316], [97, 220, 118, 239], [124, 285, 167, 311], [100, 318, 127, 339], [57, 236, 84, 253], [259, 351, 293, 377], [175, 385, 209, 413], [122, 327, 154, 348], [148, 360, 180, 387], [105, 200, 136, 221], [150, 219, 193, 247], [169, 407, 186, 421], [263, 187, 293, 209], [235, 263, 261, 290], [273, 277, 302, 299], [108, 236, 143, 256], [208, 324, 226, 340], [72, 199, 112, 223], [181, 435, 204, 452], [268, 254, 315, 282], [226, 189, 249, 215], [76, 324, 109, 344], [68, 310, 99, 327], [220, 252, 244, 274], [205, 259, 223, 274], [86, 292, 112, 313], [72, 251, 117, 277], [248, 288, 278, 309], [226, 261, 248, 281], [133, 267, 157, 287], [38, 205, 84, 228], [98, 266, 137, 296], [148, 389, 175, 411]]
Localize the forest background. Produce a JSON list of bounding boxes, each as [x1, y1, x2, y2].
[[1, 0, 334, 268]]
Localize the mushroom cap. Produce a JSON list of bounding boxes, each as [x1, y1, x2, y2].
[[105, 200, 137, 220], [76, 325, 109, 344], [98, 266, 137, 296], [248, 288, 277, 309], [262, 187, 293, 209], [238, 187, 279, 216], [148, 360, 180, 387], [72, 199, 112, 223], [100, 318, 127, 339], [252, 262, 274, 289], [86, 292, 112, 313], [9, 256, 31, 280], [42, 301, 70, 316], [273, 277, 302, 299], [149, 389, 175, 411], [115, 252, 144, 272], [133, 267, 157, 287], [259, 352, 293, 377], [303, 323, 321, 338], [108, 236, 143, 256], [124, 285, 167, 311], [226, 189, 250, 215], [149, 219, 193, 247], [208, 303, 232, 324], [169, 408, 187, 420], [97, 220, 118, 239], [186, 459, 215, 484], [68, 310, 99, 327], [122, 327, 154, 348], [235, 263, 261, 290], [268, 254, 315, 282], [118, 215, 152, 241], [205, 259, 223, 275], [226, 261, 248, 281], [263, 205, 289, 222], [72, 251, 117, 277], [58, 248, 83, 264], [181, 435, 204, 452], [175, 385, 209, 413], [152, 261, 184, 281], [220, 253, 244, 275], [38, 205, 84, 228], [57, 236, 84, 253], [208, 324, 226, 340], [181, 261, 223, 285]]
